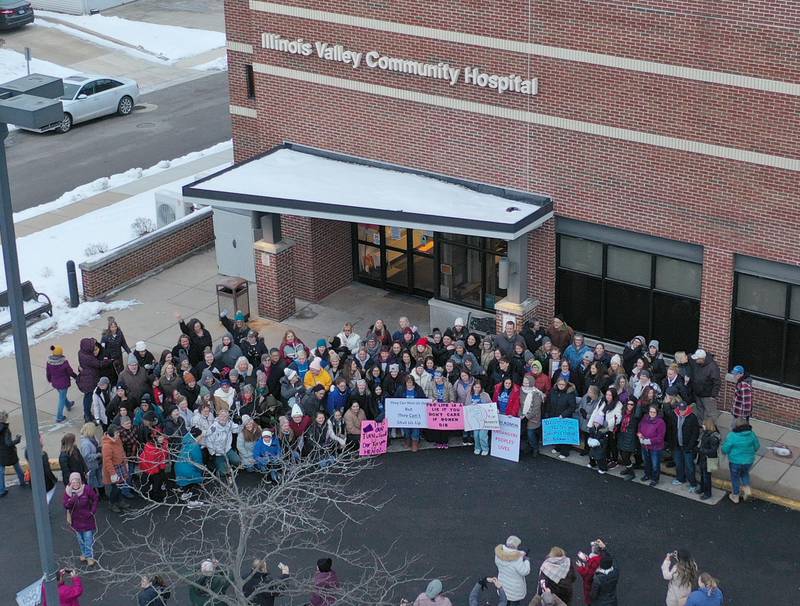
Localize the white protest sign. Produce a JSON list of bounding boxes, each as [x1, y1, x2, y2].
[[385, 398, 429, 428], [463, 402, 500, 431], [490, 415, 521, 462]]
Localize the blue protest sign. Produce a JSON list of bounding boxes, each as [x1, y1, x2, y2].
[[542, 417, 580, 446]]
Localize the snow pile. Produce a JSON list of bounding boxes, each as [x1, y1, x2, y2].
[[0, 141, 232, 358], [14, 140, 232, 223], [36, 12, 226, 64], [0, 48, 76, 83], [193, 55, 228, 72]]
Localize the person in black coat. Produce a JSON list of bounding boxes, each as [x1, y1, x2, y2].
[[670, 398, 701, 492], [0, 411, 26, 495], [546, 377, 578, 458], [590, 554, 619, 606], [58, 433, 88, 485], [176, 314, 213, 366], [243, 560, 289, 606], [137, 575, 171, 606], [521, 319, 547, 354], [617, 400, 642, 480]]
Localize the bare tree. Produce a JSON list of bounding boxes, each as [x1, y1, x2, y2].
[[79, 449, 430, 605]]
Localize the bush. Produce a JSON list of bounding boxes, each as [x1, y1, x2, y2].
[[84, 242, 109, 257], [131, 217, 156, 238]]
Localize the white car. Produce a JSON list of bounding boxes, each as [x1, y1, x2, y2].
[[30, 74, 140, 133]]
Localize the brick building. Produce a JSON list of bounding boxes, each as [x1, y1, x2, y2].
[[184, 1, 800, 426]]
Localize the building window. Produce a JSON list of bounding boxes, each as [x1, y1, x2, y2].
[[439, 235, 507, 311], [556, 235, 701, 354], [731, 274, 800, 386], [245, 64, 256, 99]]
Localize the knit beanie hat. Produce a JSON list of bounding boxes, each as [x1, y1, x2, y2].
[[127, 353, 138, 365], [291, 403, 303, 417], [317, 558, 332, 573], [506, 535, 522, 549], [425, 579, 443, 599], [51, 345, 64, 356], [310, 358, 322, 371]]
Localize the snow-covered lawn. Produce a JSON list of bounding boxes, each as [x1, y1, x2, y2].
[[36, 11, 226, 64], [0, 140, 232, 357], [0, 48, 76, 83]]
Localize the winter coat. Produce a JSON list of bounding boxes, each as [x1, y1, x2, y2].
[[721, 424, 760, 465], [0, 421, 21, 466], [539, 558, 576, 605], [59, 448, 88, 484], [638, 415, 666, 451], [689, 354, 721, 398], [280, 377, 305, 404], [46, 355, 78, 390], [243, 570, 287, 606], [140, 441, 169, 475], [521, 387, 545, 428], [661, 558, 692, 606], [616, 408, 642, 453], [547, 323, 574, 353], [137, 584, 171, 606], [100, 329, 130, 361], [63, 484, 98, 532], [214, 337, 244, 371], [564, 343, 591, 371], [590, 566, 620, 606], [41, 576, 83, 606], [732, 374, 753, 418], [79, 436, 102, 485], [673, 407, 701, 452], [179, 319, 213, 366], [309, 570, 340, 606], [685, 587, 724, 606], [175, 432, 204, 487], [495, 332, 526, 357], [697, 429, 720, 464], [118, 366, 151, 402], [253, 438, 282, 463], [92, 388, 109, 426], [101, 435, 127, 485], [577, 395, 601, 433], [205, 420, 240, 456], [494, 384, 522, 417], [425, 379, 455, 403], [188, 572, 230, 606], [576, 553, 602, 605], [77, 338, 111, 394], [494, 544, 530, 601], [546, 384, 577, 419], [343, 407, 367, 435], [327, 387, 351, 414]]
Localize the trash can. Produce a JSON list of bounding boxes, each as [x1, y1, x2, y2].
[[216, 277, 250, 320]]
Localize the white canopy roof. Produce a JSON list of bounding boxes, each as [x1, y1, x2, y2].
[[183, 144, 552, 240]]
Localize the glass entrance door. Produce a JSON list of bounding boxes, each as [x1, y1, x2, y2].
[[353, 224, 435, 297]]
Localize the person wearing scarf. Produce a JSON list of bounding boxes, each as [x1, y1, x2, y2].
[[538, 546, 576, 605], [672, 398, 701, 493], [521, 375, 545, 457], [63, 472, 99, 565]]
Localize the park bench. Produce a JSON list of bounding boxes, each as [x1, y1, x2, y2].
[[0, 281, 53, 333]]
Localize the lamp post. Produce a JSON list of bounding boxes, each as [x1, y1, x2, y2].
[[0, 74, 65, 606]]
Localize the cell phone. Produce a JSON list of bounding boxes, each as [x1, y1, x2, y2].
[[540, 580, 547, 591], [577, 551, 588, 561]]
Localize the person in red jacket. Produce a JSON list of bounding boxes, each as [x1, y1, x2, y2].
[[575, 538, 609, 605], [140, 429, 169, 501], [42, 569, 83, 606], [493, 378, 521, 417]]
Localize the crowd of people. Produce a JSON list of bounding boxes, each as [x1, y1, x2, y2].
[[0, 309, 759, 604]]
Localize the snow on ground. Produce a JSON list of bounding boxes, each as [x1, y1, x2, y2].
[[0, 48, 76, 83], [36, 12, 226, 64], [13, 140, 232, 223], [0, 143, 232, 357], [193, 55, 228, 72]]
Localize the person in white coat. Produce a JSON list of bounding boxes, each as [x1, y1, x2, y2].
[[494, 535, 531, 605]]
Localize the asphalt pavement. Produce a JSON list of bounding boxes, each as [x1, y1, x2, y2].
[[1, 448, 797, 605], [4, 72, 231, 212]]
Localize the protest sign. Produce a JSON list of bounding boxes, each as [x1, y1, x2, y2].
[[463, 402, 500, 431], [490, 415, 521, 462], [359, 420, 388, 456], [385, 398, 429, 428], [427, 403, 464, 430], [542, 417, 581, 446]]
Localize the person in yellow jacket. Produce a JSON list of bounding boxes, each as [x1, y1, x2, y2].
[[304, 357, 333, 392]]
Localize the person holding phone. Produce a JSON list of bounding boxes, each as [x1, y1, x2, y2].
[[661, 549, 698, 606], [41, 568, 84, 606], [538, 546, 576, 605], [494, 535, 531, 605], [575, 539, 607, 604], [467, 577, 507, 606], [243, 559, 289, 606]]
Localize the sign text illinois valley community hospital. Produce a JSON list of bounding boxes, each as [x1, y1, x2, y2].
[[262, 33, 539, 96]]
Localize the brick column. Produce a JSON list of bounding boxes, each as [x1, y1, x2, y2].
[[253, 240, 295, 321], [698, 246, 734, 374], [495, 298, 539, 333], [528, 218, 556, 322]]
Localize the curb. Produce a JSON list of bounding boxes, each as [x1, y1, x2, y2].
[[37, 15, 167, 60]]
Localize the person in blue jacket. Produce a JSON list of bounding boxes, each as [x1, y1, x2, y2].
[[326, 377, 351, 416], [685, 572, 724, 606], [253, 430, 282, 483], [175, 428, 205, 505]]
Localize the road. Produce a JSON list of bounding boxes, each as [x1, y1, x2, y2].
[[4, 72, 231, 212], [1, 448, 797, 604]]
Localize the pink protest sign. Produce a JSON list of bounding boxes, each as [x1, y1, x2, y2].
[[359, 420, 388, 456], [426, 403, 464, 430]]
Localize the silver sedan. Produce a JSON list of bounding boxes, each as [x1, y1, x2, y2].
[[25, 74, 140, 133]]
